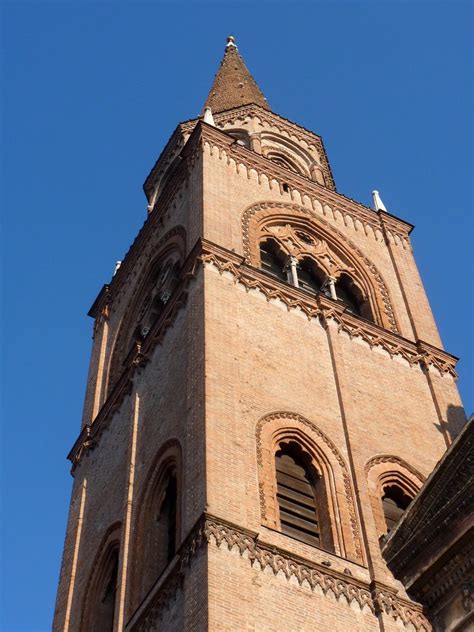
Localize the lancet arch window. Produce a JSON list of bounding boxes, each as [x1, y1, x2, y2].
[[365, 455, 424, 538], [257, 413, 364, 563], [275, 441, 334, 551], [80, 524, 122, 632], [259, 238, 288, 283], [267, 152, 305, 176], [297, 257, 325, 294], [106, 227, 187, 398], [130, 441, 182, 616], [131, 255, 181, 346]]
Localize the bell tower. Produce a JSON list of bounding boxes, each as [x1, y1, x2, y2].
[[54, 37, 467, 632]]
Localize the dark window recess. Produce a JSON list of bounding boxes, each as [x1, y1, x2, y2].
[[260, 241, 287, 282], [96, 549, 119, 632], [275, 449, 321, 547], [298, 259, 324, 294], [382, 485, 412, 532], [161, 476, 177, 562], [335, 281, 361, 316]]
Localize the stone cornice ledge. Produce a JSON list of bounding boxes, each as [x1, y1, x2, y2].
[[127, 513, 432, 632]]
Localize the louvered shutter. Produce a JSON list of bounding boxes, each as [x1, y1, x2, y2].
[[275, 451, 320, 546]]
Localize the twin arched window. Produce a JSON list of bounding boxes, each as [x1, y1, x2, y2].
[[259, 238, 372, 320]]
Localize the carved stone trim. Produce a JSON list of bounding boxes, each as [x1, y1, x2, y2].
[[255, 411, 363, 562]]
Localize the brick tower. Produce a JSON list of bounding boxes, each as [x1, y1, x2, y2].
[[53, 37, 467, 631]]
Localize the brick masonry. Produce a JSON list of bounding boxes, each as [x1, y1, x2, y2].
[[53, 45, 467, 632]]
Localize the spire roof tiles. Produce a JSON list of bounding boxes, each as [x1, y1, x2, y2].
[[204, 36, 270, 114]]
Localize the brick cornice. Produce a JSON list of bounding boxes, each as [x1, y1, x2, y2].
[[200, 240, 457, 376], [183, 103, 337, 191], [197, 121, 413, 243], [71, 239, 457, 473], [127, 513, 432, 632]]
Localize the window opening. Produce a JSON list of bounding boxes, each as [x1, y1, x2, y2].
[[297, 258, 324, 294], [335, 277, 361, 316], [94, 549, 118, 632], [275, 445, 321, 547], [382, 485, 412, 532], [260, 240, 287, 282], [160, 475, 177, 563]]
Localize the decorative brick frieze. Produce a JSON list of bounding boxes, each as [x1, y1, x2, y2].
[[372, 586, 431, 631], [68, 239, 458, 473], [128, 514, 436, 632], [196, 120, 412, 244], [200, 240, 457, 376]]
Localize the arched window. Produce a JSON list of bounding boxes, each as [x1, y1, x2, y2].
[[382, 485, 412, 533], [142, 468, 178, 596], [132, 259, 181, 344], [297, 258, 324, 294], [275, 441, 333, 552], [82, 542, 120, 632], [259, 239, 287, 282], [268, 153, 303, 175], [129, 443, 182, 617], [95, 548, 119, 632], [335, 274, 373, 321]]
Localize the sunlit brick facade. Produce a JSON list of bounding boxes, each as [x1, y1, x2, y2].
[[53, 37, 467, 632]]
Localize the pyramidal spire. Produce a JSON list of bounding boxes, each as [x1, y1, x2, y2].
[[203, 36, 270, 114]]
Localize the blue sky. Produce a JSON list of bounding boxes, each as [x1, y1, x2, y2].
[[1, 1, 472, 630]]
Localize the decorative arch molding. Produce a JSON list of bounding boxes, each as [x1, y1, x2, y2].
[[128, 439, 183, 617], [365, 454, 425, 537], [107, 226, 187, 395], [256, 411, 364, 563], [241, 201, 398, 333], [79, 521, 122, 632]]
